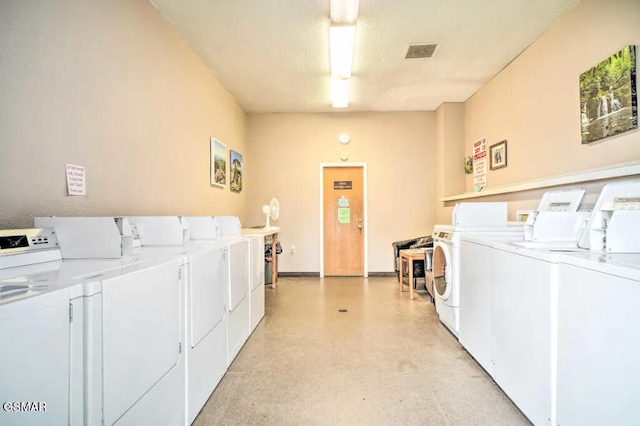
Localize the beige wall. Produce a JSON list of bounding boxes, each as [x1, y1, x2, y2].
[[438, 0, 640, 221], [244, 112, 436, 273], [435, 103, 466, 224], [0, 0, 247, 229], [4, 0, 637, 268]]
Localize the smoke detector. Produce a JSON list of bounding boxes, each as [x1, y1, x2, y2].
[[405, 43, 438, 59]]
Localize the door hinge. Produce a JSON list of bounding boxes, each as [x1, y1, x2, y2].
[[178, 342, 182, 354], [69, 303, 73, 322], [179, 268, 183, 280]]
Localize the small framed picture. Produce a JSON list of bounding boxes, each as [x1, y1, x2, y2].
[[210, 138, 226, 187], [229, 150, 243, 193], [490, 140, 507, 170]]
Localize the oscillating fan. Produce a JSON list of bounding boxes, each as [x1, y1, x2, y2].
[[262, 198, 280, 228]]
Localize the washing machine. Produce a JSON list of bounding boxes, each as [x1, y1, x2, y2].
[[554, 180, 640, 425], [431, 202, 524, 338], [458, 234, 528, 376], [489, 240, 563, 426], [482, 188, 602, 426], [457, 188, 588, 377], [432, 226, 458, 336], [556, 252, 640, 425], [33, 217, 187, 426], [489, 210, 638, 426]]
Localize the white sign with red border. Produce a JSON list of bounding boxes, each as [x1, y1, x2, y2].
[[473, 137, 487, 188]]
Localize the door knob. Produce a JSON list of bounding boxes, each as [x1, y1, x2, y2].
[[358, 224, 362, 230]]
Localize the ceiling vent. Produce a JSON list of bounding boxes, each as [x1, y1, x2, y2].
[[405, 43, 438, 59]]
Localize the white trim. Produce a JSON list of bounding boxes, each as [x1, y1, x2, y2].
[[440, 161, 640, 202], [319, 162, 368, 278]]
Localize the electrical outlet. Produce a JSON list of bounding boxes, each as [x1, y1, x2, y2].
[[290, 245, 296, 254]]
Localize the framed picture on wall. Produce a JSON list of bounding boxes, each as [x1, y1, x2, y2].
[[489, 140, 507, 170], [230, 150, 243, 193], [210, 138, 226, 187], [580, 45, 638, 144]]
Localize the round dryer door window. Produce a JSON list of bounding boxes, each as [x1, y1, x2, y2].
[[433, 244, 451, 299]]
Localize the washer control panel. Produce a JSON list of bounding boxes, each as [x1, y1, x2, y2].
[[435, 231, 453, 240]]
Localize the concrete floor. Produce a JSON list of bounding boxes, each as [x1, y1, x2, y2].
[[193, 277, 531, 425]]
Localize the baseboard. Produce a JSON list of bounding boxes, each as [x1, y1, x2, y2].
[[368, 272, 396, 277], [277, 272, 321, 277], [277, 272, 395, 277]]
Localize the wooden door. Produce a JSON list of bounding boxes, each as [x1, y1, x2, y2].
[[323, 166, 364, 276]]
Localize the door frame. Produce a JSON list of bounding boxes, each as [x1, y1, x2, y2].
[[319, 162, 368, 278]]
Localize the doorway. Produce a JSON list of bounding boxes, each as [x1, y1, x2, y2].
[[319, 163, 368, 277]]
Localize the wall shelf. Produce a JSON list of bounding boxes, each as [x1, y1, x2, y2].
[[439, 161, 640, 202]]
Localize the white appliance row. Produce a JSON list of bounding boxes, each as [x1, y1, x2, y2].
[[0, 215, 268, 426], [457, 180, 640, 426]]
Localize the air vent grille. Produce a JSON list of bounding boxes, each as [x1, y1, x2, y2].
[[405, 43, 438, 59]]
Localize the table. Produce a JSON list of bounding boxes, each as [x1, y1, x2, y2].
[[398, 248, 429, 300], [242, 226, 280, 289]]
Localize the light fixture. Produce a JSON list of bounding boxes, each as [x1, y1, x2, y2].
[[329, 25, 356, 78], [328, 0, 359, 108], [331, 78, 350, 108], [330, 0, 359, 24]]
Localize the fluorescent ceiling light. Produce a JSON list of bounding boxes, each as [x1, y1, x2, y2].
[[330, 0, 360, 24], [332, 78, 350, 108], [328, 0, 359, 108], [329, 25, 356, 78]]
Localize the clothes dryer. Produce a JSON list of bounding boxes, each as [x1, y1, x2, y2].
[[212, 217, 264, 334], [129, 216, 227, 425], [34, 217, 187, 426], [247, 234, 265, 331], [239, 230, 269, 332], [214, 216, 251, 366], [0, 228, 84, 426]]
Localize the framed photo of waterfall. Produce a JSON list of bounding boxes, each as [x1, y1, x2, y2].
[[580, 45, 637, 144]]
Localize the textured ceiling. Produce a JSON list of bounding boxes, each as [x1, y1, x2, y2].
[[149, 0, 580, 113]]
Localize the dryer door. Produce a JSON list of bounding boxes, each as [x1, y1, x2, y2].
[[433, 241, 453, 301], [228, 239, 249, 311], [190, 247, 225, 348], [249, 236, 265, 290], [100, 261, 182, 426]]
